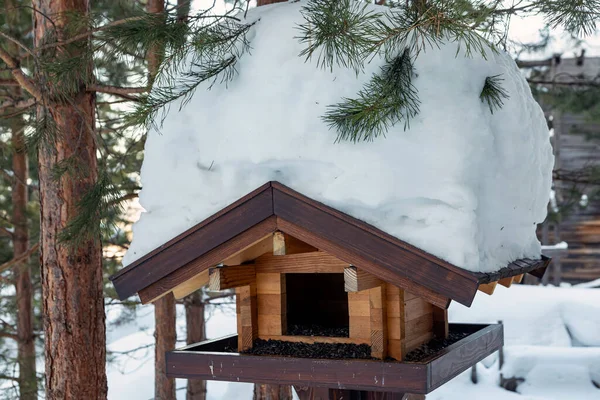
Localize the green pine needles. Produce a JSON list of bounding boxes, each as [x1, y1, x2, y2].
[[297, 0, 380, 72], [480, 74, 509, 114], [325, 48, 420, 142]]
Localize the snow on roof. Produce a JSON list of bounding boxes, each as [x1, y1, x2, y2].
[[123, 1, 553, 273]]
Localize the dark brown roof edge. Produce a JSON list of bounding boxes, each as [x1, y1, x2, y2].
[[473, 255, 551, 284], [111, 181, 549, 304], [111, 181, 274, 281]]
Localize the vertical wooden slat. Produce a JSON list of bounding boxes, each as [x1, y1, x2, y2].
[[369, 285, 387, 359], [348, 290, 371, 341], [236, 283, 257, 351], [386, 283, 406, 361], [432, 305, 449, 339]]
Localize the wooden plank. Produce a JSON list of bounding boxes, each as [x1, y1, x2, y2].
[[427, 324, 504, 391], [254, 252, 349, 274], [236, 284, 257, 351], [222, 235, 272, 266], [277, 218, 451, 309], [259, 335, 369, 345], [513, 274, 524, 283], [349, 289, 371, 340], [404, 298, 433, 322], [167, 323, 500, 393], [498, 276, 514, 288], [172, 269, 209, 300], [167, 339, 429, 393], [386, 283, 406, 361], [113, 185, 274, 299], [273, 231, 286, 255], [284, 234, 318, 254], [404, 313, 433, 339], [405, 332, 434, 353], [256, 243, 286, 338], [369, 285, 387, 359], [432, 306, 449, 339], [209, 264, 256, 291], [139, 217, 277, 304], [478, 281, 497, 295], [345, 266, 384, 292]]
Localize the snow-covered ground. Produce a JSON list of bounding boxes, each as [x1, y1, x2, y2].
[[107, 285, 600, 400]]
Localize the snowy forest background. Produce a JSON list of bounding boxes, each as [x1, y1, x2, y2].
[[0, 0, 600, 399]]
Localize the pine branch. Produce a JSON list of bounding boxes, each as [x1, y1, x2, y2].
[[480, 74, 509, 113], [0, 97, 35, 111], [324, 48, 420, 142], [0, 30, 36, 59], [539, 0, 600, 36], [0, 226, 13, 238], [0, 243, 39, 274], [0, 79, 20, 86], [88, 84, 148, 95], [0, 47, 42, 100], [297, 0, 381, 72]]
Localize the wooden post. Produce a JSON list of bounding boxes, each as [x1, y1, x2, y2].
[[236, 284, 257, 351], [386, 283, 406, 361], [253, 232, 292, 400], [369, 285, 387, 359], [432, 305, 449, 339]]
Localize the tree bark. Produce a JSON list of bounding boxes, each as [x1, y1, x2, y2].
[[185, 291, 206, 400], [33, 1, 107, 399], [5, 1, 37, 398], [11, 95, 37, 400]]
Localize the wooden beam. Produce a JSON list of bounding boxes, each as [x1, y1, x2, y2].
[[498, 276, 514, 288], [138, 217, 277, 304], [348, 290, 370, 341], [172, 269, 209, 300], [513, 274, 524, 283], [386, 284, 406, 361], [478, 281, 498, 295], [209, 265, 256, 291], [432, 305, 449, 339], [236, 283, 257, 351], [344, 266, 384, 292], [369, 285, 387, 359], [273, 231, 286, 255], [222, 235, 272, 266], [254, 251, 349, 273]]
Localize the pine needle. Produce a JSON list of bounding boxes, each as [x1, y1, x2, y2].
[[480, 74, 509, 114], [297, 0, 381, 72], [324, 48, 420, 142]]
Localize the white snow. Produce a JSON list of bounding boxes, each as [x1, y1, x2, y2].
[[123, 1, 553, 273]]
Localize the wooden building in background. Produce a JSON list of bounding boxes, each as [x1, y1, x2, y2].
[[529, 55, 600, 284]]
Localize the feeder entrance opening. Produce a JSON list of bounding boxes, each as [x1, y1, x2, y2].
[[286, 273, 349, 337]]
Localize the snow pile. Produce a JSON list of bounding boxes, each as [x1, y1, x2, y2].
[[443, 285, 600, 399], [124, 1, 553, 272]]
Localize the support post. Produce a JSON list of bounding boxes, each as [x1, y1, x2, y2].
[[254, 232, 292, 400]]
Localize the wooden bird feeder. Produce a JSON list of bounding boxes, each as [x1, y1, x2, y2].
[[110, 181, 549, 399]]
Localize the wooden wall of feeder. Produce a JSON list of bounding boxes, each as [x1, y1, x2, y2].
[[110, 182, 550, 396]]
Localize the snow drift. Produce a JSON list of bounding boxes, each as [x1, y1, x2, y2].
[[123, 1, 554, 273]]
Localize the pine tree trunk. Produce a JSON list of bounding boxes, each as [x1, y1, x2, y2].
[[185, 291, 206, 400], [5, 1, 37, 398], [33, 1, 107, 399], [11, 100, 37, 400]]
